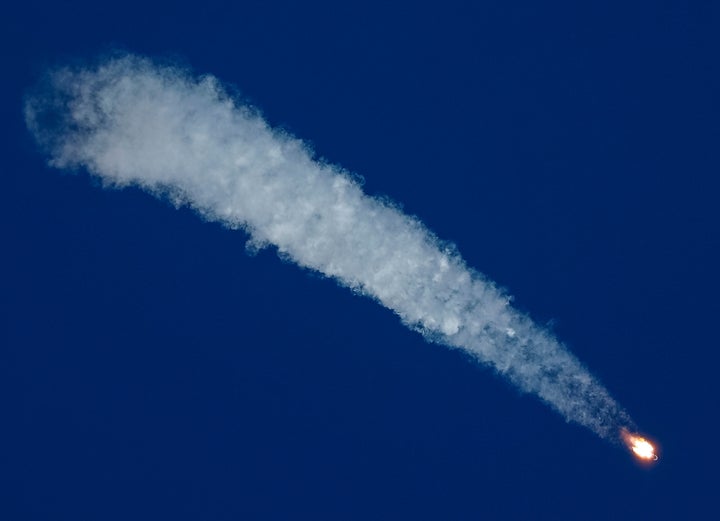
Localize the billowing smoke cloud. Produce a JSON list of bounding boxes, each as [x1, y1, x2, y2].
[[25, 54, 634, 440]]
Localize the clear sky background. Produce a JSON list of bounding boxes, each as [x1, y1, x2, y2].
[[2, 1, 718, 519]]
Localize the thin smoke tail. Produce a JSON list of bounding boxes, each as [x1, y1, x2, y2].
[[24, 54, 633, 440]]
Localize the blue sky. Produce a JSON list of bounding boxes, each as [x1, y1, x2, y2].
[[2, 1, 719, 519]]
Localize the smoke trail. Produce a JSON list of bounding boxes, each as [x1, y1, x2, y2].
[[24, 54, 634, 440]]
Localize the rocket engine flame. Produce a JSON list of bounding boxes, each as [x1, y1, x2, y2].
[[621, 428, 658, 462]]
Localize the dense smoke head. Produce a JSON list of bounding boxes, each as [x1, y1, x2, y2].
[[24, 52, 636, 443], [25, 56, 225, 180]]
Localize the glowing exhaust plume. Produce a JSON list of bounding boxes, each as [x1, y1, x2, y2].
[[25, 53, 648, 449], [621, 429, 659, 462]]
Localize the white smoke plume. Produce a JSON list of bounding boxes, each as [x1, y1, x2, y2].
[[25, 54, 634, 440]]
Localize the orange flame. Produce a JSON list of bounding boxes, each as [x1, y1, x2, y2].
[[621, 428, 658, 462]]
